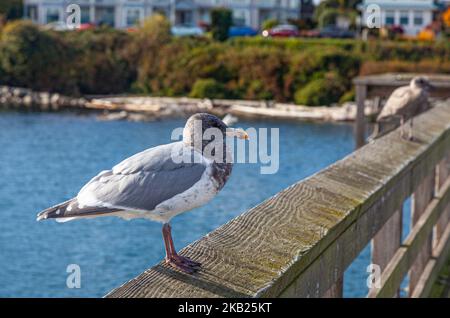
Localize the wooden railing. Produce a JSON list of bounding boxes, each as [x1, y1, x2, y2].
[[106, 101, 450, 298]]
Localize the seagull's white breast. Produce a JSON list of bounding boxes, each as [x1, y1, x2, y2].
[[144, 163, 219, 223]]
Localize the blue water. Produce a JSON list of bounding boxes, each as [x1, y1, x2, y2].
[[0, 111, 368, 297]]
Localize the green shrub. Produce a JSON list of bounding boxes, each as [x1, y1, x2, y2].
[[318, 8, 341, 27], [294, 73, 347, 106], [0, 20, 78, 94], [189, 78, 228, 99], [135, 14, 171, 46], [339, 89, 355, 103], [0, 0, 22, 21], [63, 28, 135, 94], [360, 59, 450, 76], [225, 46, 288, 101], [262, 19, 278, 30], [285, 47, 360, 102], [211, 8, 232, 42], [0, 22, 448, 106], [366, 41, 450, 62]]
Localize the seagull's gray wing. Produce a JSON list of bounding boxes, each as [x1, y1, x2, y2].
[[37, 142, 207, 220], [77, 142, 207, 211]]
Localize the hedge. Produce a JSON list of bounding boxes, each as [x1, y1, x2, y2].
[[0, 18, 448, 106]]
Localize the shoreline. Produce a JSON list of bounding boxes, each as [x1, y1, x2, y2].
[[0, 85, 379, 122]]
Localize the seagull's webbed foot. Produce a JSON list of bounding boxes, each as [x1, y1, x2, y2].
[[162, 223, 201, 274], [165, 255, 201, 274], [176, 254, 202, 267]]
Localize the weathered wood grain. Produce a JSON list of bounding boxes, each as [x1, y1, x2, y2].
[[368, 175, 450, 297], [322, 277, 343, 298], [372, 210, 403, 271], [410, 222, 450, 297], [355, 84, 367, 149], [371, 208, 402, 297], [436, 154, 450, 248], [409, 174, 435, 296], [106, 103, 450, 298]]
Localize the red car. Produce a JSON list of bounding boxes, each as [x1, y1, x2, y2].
[[77, 23, 96, 31], [262, 24, 299, 38]]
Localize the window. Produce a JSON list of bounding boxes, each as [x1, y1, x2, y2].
[[81, 6, 90, 24], [413, 11, 423, 26], [177, 10, 193, 25], [25, 5, 38, 22], [233, 9, 248, 26], [198, 9, 210, 23], [400, 11, 409, 26], [126, 9, 141, 26], [46, 8, 60, 23], [96, 7, 115, 27], [385, 10, 394, 25]]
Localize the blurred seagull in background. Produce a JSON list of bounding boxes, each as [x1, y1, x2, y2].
[[37, 113, 248, 274], [222, 113, 239, 126], [373, 76, 433, 141]]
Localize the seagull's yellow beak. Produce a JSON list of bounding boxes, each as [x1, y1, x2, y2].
[[226, 128, 249, 140]]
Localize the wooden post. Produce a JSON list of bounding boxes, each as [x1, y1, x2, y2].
[[371, 208, 402, 296], [409, 173, 435, 296], [435, 154, 450, 248], [355, 84, 367, 149], [322, 277, 343, 298]]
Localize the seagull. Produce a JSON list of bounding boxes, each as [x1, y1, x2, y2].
[[374, 76, 433, 140], [37, 113, 249, 274], [222, 113, 239, 126]]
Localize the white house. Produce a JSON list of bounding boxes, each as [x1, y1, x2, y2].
[[23, 0, 301, 30], [360, 0, 437, 36]]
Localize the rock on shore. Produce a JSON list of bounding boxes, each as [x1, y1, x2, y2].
[[0, 86, 87, 110]]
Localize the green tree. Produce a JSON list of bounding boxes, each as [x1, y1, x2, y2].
[[63, 28, 135, 95], [314, 0, 361, 26], [210, 8, 232, 42], [0, 20, 77, 94], [136, 14, 171, 46], [189, 78, 228, 99], [294, 72, 347, 106], [262, 18, 279, 30], [0, 0, 23, 21], [124, 14, 171, 92], [318, 8, 341, 27]]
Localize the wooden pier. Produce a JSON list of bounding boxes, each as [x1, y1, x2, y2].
[[353, 73, 450, 149], [106, 100, 450, 298]]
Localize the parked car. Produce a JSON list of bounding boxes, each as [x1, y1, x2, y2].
[[318, 27, 355, 39], [171, 25, 205, 37], [299, 29, 320, 38], [262, 24, 299, 38], [78, 23, 96, 31], [228, 26, 258, 37]]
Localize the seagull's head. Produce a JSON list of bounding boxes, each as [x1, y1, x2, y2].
[[411, 76, 433, 92], [183, 113, 248, 154]]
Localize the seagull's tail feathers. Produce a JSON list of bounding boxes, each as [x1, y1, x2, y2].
[[36, 198, 121, 222], [37, 199, 75, 222]]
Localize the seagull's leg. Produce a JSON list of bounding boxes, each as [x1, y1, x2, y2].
[[408, 117, 414, 141], [162, 223, 194, 273], [162, 223, 200, 273], [400, 116, 406, 139], [166, 223, 201, 268]]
